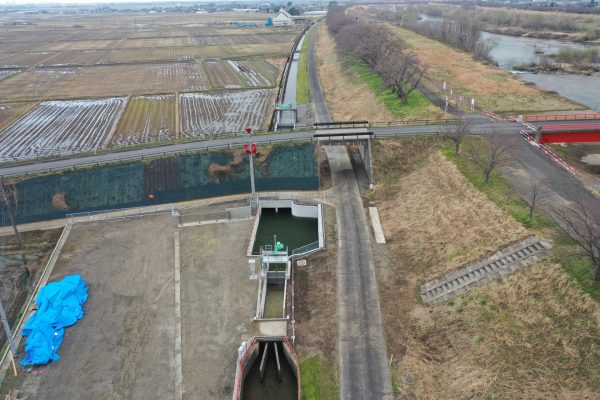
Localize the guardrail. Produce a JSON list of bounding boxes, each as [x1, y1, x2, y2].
[[519, 129, 576, 175], [313, 120, 369, 129], [370, 118, 456, 127], [291, 240, 320, 257], [525, 113, 600, 122], [66, 205, 172, 223]]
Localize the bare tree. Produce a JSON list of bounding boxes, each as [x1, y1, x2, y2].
[[466, 129, 514, 184], [557, 200, 600, 281], [377, 48, 426, 104], [523, 177, 546, 223], [441, 117, 471, 154]]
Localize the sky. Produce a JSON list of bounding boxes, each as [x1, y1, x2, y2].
[[0, 0, 208, 6]]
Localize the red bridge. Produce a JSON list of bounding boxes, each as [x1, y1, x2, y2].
[[539, 123, 600, 143]]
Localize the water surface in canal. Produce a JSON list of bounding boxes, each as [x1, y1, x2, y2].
[[253, 208, 318, 254], [242, 342, 298, 400]]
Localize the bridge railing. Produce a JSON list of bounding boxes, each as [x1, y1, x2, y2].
[[313, 120, 369, 129], [525, 113, 600, 122], [541, 123, 600, 133]]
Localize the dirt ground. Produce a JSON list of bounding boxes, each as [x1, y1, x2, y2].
[[315, 25, 398, 122], [294, 205, 337, 361], [1, 213, 257, 400], [179, 219, 256, 400], [2, 215, 177, 400], [369, 138, 600, 399]]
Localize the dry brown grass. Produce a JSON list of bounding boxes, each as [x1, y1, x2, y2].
[[398, 261, 600, 399], [374, 147, 528, 279], [388, 26, 584, 114], [316, 25, 397, 122], [371, 139, 600, 399]]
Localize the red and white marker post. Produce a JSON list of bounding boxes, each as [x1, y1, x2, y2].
[[244, 127, 257, 207]]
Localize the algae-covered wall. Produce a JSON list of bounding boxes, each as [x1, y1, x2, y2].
[[3, 143, 319, 224]]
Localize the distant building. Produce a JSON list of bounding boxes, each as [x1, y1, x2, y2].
[[273, 8, 293, 26], [272, 8, 307, 26]]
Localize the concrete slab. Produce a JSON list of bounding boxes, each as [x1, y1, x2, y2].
[[368, 207, 386, 244]]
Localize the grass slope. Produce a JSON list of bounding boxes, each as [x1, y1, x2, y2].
[[371, 137, 600, 398], [296, 29, 312, 105], [442, 137, 600, 302], [352, 62, 438, 120]]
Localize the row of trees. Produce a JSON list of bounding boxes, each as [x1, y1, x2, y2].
[[404, 17, 494, 61], [326, 7, 426, 104]]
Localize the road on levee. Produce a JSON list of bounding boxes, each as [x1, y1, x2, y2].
[[324, 145, 393, 400]]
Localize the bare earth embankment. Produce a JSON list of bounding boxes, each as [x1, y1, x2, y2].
[[370, 138, 600, 399]]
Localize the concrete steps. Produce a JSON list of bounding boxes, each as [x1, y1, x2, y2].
[[420, 237, 552, 305]]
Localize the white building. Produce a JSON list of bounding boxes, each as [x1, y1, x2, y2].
[[273, 8, 293, 26], [272, 9, 308, 26]]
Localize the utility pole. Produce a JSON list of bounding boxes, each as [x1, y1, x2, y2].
[[0, 301, 18, 376], [0, 183, 22, 248], [244, 128, 257, 208]]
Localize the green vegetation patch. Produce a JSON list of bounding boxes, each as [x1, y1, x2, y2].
[[296, 30, 312, 105], [351, 61, 435, 119], [300, 356, 339, 400]]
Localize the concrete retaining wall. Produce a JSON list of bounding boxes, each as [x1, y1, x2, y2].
[[2, 143, 318, 225]]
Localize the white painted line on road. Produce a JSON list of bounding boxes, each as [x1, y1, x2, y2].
[[368, 207, 386, 244], [173, 231, 184, 400]]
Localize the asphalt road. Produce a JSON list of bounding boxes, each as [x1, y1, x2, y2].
[[324, 145, 393, 400], [307, 22, 332, 123], [0, 121, 520, 178]]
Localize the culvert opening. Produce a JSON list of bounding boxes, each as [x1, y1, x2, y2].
[[237, 338, 299, 400]]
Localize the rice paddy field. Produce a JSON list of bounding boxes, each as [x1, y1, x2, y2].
[[113, 95, 177, 146], [0, 11, 303, 161], [180, 89, 275, 137], [0, 98, 126, 162]]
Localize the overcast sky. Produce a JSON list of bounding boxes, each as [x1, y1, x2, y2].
[[0, 0, 200, 5]]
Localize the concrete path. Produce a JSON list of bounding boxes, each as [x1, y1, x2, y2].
[[324, 145, 392, 400]]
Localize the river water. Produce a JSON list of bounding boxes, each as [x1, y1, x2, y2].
[[419, 15, 600, 110], [479, 31, 600, 110]]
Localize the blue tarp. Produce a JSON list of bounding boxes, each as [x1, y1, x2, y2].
[[20, 275, 88, 366]]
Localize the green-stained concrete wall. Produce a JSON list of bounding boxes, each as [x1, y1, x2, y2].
[[3, 143, 319, 224]]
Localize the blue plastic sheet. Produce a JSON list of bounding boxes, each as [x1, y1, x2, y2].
[[20, 275, 88, 366]]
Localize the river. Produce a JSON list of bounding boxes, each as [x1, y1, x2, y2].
[[420, 15, 600, 110], [481, 32, 600, 110]]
